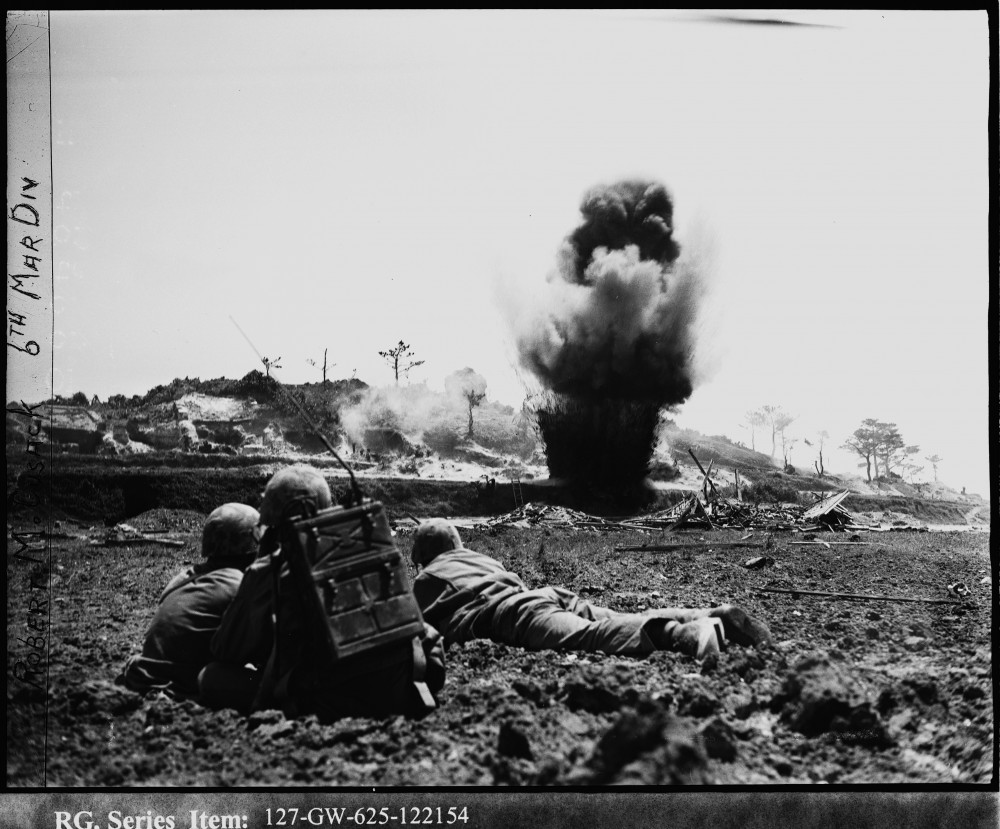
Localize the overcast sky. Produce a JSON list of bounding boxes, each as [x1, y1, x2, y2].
[[13, 10, 992, 494]]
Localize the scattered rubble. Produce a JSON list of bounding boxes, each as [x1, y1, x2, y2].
[[475, 503, 626, 532], [89, 523, 186, 548], [475, 490, 877, 535]]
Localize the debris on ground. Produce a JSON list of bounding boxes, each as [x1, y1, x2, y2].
[[88, 523, 186, 547], [758, 586, 964, 606], [465, 452, 944, 536], [475, 503, 626, 532]]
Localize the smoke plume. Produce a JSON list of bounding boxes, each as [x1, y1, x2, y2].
[[518, 180, 702, 406], [514, 179, 707, 491]]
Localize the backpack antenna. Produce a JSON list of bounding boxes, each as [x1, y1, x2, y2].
[[229, 316, 364, 507]]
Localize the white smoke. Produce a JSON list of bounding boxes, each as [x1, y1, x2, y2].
[[513, 243, 708, 404]]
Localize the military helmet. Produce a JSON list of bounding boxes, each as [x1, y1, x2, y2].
[[411, 518, 463, 567], [202, 502, 261, 560], [259, 464, 333, 526]]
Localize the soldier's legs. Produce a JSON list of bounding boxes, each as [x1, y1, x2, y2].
[[487, 588, 662, 656], [546, 586, 698, 624], [548, 588, 772, 648]]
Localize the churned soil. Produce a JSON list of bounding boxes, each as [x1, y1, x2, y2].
[[6, 506, 994, 788]]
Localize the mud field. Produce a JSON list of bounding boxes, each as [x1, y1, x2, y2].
[[7, 497, 994, 789]]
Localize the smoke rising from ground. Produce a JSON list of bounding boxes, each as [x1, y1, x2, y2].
[[338, 381, 536, 460], [509, 179, 710, 492]]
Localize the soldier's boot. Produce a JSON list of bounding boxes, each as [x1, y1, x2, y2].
[[650, 617, 725, 660], [700, 604, 772, 648]]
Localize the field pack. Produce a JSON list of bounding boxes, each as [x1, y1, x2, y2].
[[259, 500, 440, 721]]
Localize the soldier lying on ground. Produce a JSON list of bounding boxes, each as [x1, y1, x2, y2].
[[117, 503, 261, 699], [411, 518, 772, 661], [199, 464, 445, 718]]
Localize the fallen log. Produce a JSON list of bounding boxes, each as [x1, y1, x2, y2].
[[758, 586, 961, 605]]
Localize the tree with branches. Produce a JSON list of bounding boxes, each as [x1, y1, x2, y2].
[[261, 356, 282, 377], [756, 404, 794, 459], [843, 418, 882, 482], [378, 340, 425, 384], [445, 368, 488, 439], [876, 422, 919, 481], [843, 419, 919, 483]]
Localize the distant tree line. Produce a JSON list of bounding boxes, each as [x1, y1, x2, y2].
[[744, 405, 932, 484]]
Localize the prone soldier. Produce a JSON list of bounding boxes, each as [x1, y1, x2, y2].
[[410, 518, 772, 661]]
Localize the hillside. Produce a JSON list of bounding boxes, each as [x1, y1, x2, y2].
[[7, 373, 987, 528]]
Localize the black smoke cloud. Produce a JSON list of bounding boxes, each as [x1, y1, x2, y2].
[[564, 180, 681, 283], [516, 179, 703, 407]]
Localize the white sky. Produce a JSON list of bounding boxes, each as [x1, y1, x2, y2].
[[14, 10, 993, 495]]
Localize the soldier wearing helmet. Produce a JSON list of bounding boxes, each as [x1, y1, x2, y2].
[[201, 465, 445, 717], [411, 518, 771, 662], [118, 502, 261, 699], [199, 465, 333, 711]]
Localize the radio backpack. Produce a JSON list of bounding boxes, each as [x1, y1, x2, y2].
[[254, 499, 442, 721]]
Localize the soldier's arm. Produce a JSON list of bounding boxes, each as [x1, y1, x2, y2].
[[210, 564, 273, 667]]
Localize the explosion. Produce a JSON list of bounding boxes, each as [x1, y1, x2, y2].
[[515, 179, 706, 492]]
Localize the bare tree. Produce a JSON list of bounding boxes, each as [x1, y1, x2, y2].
[[781, 435, 798, 471], [446, 368, 488, 439], [806, 430, 830, 477], [759, 404, 794, 459], [744, 408, 767, 452], [261, 356, 282, 377], [378, 340, 425, 384], [762, 407, 796, 467], [307, 348, 335, 386], [925, 454, 943, 482]]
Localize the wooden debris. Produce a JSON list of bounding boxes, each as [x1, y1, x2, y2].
[[801, 490, 862, 530], [90, 538, 186, 548], [789, 541, 871, 546], [688, 448, 720, 499], [89, 523, 186, 548], [615, 541, 765, 552], [759, 586, 962, 605]]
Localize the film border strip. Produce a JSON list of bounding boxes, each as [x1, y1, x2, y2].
[[7, 9, 55, 789]]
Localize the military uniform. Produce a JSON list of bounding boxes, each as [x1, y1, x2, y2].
[[119, 560, 248, 698], [209, 550, 445, 716], [410, 519, 771, 660], [202, 464, 446, 718], [118, 503, 260, 698], [414, 546, 695, 656]]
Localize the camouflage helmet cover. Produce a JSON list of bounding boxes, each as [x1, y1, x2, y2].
[[259, 464, 333, 525], [202, 502, 261, 560], [411, 518, 463, 566]]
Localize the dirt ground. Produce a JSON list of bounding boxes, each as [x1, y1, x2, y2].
[[7, 498, 994, 788]]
